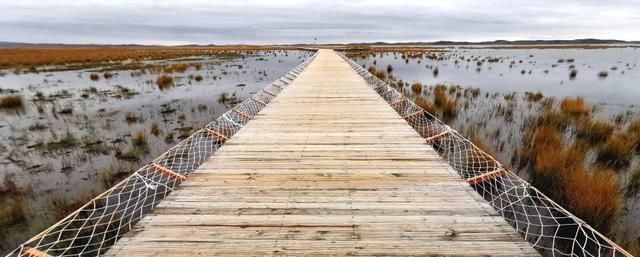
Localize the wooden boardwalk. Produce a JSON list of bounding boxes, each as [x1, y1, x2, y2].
[[105, 50, 539, 256]]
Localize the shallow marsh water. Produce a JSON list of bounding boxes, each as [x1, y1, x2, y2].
[[0, 50, 310, 254], [351, 46, 640, 251]]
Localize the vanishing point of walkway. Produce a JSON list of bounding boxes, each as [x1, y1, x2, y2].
[[105, 50, 540, 256]]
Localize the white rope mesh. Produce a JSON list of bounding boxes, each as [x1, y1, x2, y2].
[[336, 51, 633, 257], [8, 52, 318, 257]]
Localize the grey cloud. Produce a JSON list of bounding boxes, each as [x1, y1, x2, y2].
[[0, 0, 638, 44]]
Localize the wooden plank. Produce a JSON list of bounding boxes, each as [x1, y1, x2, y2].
[[105, 49, 539, 257]]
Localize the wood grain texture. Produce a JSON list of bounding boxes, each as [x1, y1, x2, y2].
[[105, 49, 539, 256]]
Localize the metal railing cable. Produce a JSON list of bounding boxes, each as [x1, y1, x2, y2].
[[8, 51, 318, 257], [336, 51, 633, 257]]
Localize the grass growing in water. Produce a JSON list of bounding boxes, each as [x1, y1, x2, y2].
[[410, 83, 423, 93], [150, 123, 160, 136], [596, 133, 636, 169], [156, 74, 174, 90], [560, 97, 590, 115], [0, 95, 22, 109]]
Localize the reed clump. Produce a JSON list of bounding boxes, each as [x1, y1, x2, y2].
[[598, 71, 609, 78], [569, 69, 578, 78], [562, 167, 620, 234], [0, 95, 23, 109], [526, 92, 544, 102], [411, 83, 423, 93], [156, 74, 174, 90], [124, 112, 140, 123], [596, 133, 635, 169], [414, 97, 435, 114], [132, 130, 147, 147], [150, 123, 160, 136], [367, 66, 387, 80], [576, 119, 614, 145], [560, 97, 590, 115]]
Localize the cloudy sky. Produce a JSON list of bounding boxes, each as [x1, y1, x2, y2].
[[0, 0, 639, 45]]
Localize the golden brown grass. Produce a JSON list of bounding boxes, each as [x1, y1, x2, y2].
[[414, 97, 435, 114], [560, 97, 590, 115], [124, 112, 140, 123], [562, 167, 620, 234], [596, 133, 636, 168], [433, 85, 448, 107], [521, 124, 621, 234], [410, 82, 423, 93], [0, 46, 289, 70], [576, 119, 614, 145], [526, 92, 544, 102], [156, 74, 174, 90], [0, 95, 22, 109], [0, 199, 26, 227], [132, 130, 148, 147], [150, 123, 160, 136]]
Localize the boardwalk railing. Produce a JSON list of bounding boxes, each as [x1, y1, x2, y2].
[[8, 51, 318, 257], [336, 51, 633, 257]]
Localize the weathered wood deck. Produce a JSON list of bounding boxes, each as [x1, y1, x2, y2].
[[105, 49, 539, 256]]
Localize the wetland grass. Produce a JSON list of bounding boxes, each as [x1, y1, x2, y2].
[[124, 112, 141, 123], [560, 97, 590, 115], [156, 74, 174, 90], [598, 70, 609, 78], [150, 123, 160, 136], [596, 133, 636, 169], [0, 95, 23, 109], [526, 92, 544, 102], [562, 167, 620, 234], [576, 119, 614, 145], [569, 69, 578, 79], [132, 130, 148, 148], [410, 83, 423, 93]]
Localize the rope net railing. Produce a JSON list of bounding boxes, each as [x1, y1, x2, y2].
[[336, 52, 633, 257], [8, 51, 318, 257]]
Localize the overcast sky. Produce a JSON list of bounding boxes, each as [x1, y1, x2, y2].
[[0, 0, 639, 45]]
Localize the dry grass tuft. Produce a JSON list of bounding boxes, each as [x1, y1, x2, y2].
[[411, 83, 423, 93], [132, 130, 148, 147], [562, 167, 620, 234], [526, 92, 544, 102], [150, 122, 160, 136], [0, 95, 23, 109], [124, 112, 140, 123], [576, 119, 614, 145], [367, 66, 387, 80], [560, 97, 590, 115], [569, 69, 578, 78], [598, 71, 609, 78], [415, 97, 435, 114], [596, 133, 636, 168], [156, 74, 174, 90]]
